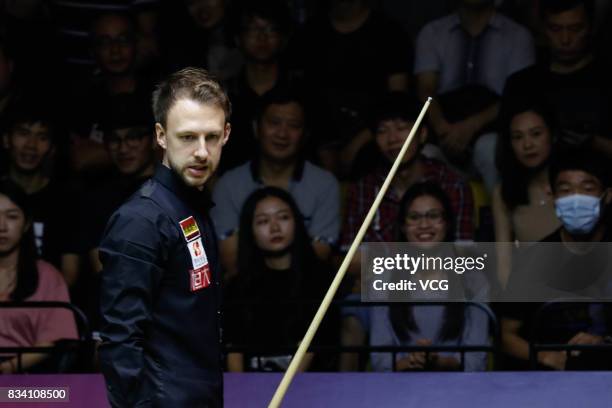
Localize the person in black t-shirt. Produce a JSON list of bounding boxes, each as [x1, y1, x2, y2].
[[225, 186, 337, 372], [289, 0, 411, 175], [2, 99, 73, 270], [501, 0, 612, 159], [500, 149, 612, 370]]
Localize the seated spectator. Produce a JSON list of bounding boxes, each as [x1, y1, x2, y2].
[[492, 104, 561, 286], [224, 187, 335, 372], [340, 182, 489, 371], [49, 0, 159, 74], [0, 35, 19, 134], [290, 0, 411, 175], [0, 180, 78, 374], [65, 11, 156, 177], [415, 0, 535, 191], [158, 0, 243, 79], [339, 93, 474, 277], [222, 0, 300, 171], [63, 98, 157, 297], [501, 149, 612, 370], [212, 90, 340, 279], [2, 99, 74, 269], [501, 0, 612, 160]]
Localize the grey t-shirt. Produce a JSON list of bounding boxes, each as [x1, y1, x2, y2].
[[211, 160, 340, 245]]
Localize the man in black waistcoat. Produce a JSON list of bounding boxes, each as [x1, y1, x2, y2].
[[99, 67, 231, 407]]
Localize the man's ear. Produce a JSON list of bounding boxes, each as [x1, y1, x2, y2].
[[222, 123, 231, 146], [604, 187, 612, 205], [155, 123, 166, 149]]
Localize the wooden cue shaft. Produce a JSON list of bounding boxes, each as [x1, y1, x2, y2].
[[268, 97, 433, 408]]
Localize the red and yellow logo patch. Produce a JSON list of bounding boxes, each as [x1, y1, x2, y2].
[[179, 216, 200, 242]]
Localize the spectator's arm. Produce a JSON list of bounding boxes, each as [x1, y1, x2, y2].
[[211, 176, 241, 279], [0, 342, 54, 373], [98, 209, 165, 407], [492, 184, 514, 288], [416, 71, 449, 136], [60, 254, 80, 288], [227, 352, 244, 372], [501, 316, 566, 370], [309, 173, 341, 261]]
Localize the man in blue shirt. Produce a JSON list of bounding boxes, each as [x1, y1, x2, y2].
[[98, 67, 231, 407]]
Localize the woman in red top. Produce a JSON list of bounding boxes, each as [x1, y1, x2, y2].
[[0, 180, 77, 373]]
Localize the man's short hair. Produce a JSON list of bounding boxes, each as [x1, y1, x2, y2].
[[549, 148, 609, 191], [255, 88, 305, 123], [235, 0, 293, 37], [100, 94, 153, 135], [4, 99, 57, 143], [152, 67, 231, 127], [539, 0, 594, 21], [89, 10, 137, 39], [369, 92, 422, 132]]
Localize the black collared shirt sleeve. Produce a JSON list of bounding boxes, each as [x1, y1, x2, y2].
[[98, 203, 168, 407]]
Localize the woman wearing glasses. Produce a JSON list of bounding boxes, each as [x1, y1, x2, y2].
[[344, 182, 489, 371]]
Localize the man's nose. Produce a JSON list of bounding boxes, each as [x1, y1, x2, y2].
[[194, 138, 209, 160]]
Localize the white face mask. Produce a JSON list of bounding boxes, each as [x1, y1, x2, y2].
[[555, 194, 601, 235]]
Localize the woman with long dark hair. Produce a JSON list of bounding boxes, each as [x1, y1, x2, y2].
[[493, 104, 561, 286], [344, 182, 488, 371], [0, 179, 77, 373], [225, 186, 333, 372]]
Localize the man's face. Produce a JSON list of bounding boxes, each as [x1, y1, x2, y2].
[[375, 118, 426, 165], [544, 5, 591, 65], [257, 102, 304, 163], [92, 15, 136, 75], [554, 170, 604, 199], [106, 127, 156, 177], [156, 98, 230, 190], [186, 0, 225, 29], [4, 122, 54, 174], [240, 16, 283, 63], [0, 194, 28, 256]]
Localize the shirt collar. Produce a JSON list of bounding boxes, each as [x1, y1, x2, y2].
[[249, 157, 306, 184], [153, 163, 214, 210], [449, 11, 501, 32]]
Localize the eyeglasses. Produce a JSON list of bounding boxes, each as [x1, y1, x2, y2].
[[106, 130, 149, 150], [405, 210, 445, 225]]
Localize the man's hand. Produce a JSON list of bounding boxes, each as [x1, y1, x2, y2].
[[395, 338, 432, 371], [567, 332, 604, 357], [538, 351, 567, 370]]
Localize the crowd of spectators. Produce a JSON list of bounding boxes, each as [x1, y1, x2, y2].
[[1, 0, 612, 373]]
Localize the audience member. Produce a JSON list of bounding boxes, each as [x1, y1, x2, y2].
[[501, 0, 612, 160], [66, 11, 156, 177], [212, 90, 340, 279], [415, 0, 535, 191], [0, 180, 78, 374], [492, 104, 561, 286], [339, 93, 474, 278], [222, 0, 300, 171], [501, 149, 612, 370], [49, 0, 159, 74], [290, 0, 411, 174], [340, 182, 488, 371], [2, 100, 74, 269], [157, 0, 243, 79], [224, 187, 335, 372]]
